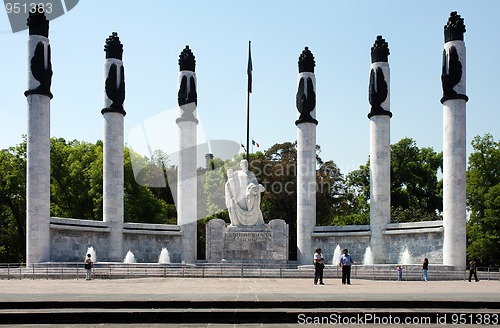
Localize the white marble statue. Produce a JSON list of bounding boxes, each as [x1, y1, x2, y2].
[[225, 160, 265, 226]]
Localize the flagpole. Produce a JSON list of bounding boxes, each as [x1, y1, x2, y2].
[[246, 85, 250, 160], [246, 40, 251, 160]]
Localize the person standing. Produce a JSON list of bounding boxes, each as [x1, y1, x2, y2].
[[85, 253, 93, 281], [422, 258, 429, 282], [313, 248, 325, 285], [396, 265, 403, 281], [468, 258, 479, 282], [339, 248, 355, 285]]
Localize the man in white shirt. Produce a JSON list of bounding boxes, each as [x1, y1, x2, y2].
[[314, 248, 325, 285]]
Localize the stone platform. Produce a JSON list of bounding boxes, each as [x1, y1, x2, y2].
[[0, 278, 499, 326]]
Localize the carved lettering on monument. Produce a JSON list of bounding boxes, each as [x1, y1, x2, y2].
[[227, 232, 271, 242]]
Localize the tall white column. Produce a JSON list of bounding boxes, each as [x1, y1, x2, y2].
[[102, 33, 126, 262], [295, 47, 317, 265], [441, 12, 468, 269], [176, 46, 198, 264], [368, 36, 391, 264], [25, 11, 52, 266]]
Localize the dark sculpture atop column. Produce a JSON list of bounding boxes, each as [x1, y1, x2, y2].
[[295, 47, 317, 126], [441, 12, 468, 104], [444, 11, 466, 42], [440, 46, 464, 103], [24, 9, 52, 99], [102, 32, 125, 115], [179, 45, 196, 72], [371, 35, 389, 63], [368, 36, 391, 119], [27, 7, 49, 37], [298, 47, 315, 73], [104, 32, 123, 60], [177, 45, 198, 124]]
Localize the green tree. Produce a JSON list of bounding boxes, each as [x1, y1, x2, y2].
[[123, 148, 169, 224], [332, 161, 370, 225], [316, 160, 347, 226], [146, 149, 176, 207], [330, 170, 370, 226], [466, 134, 500, 266], [391, 138, 443, 219], [0, 142, 27, 262], [340, 138, 443, 225], [0, 138, 181, 262], [50, 138, 103, 220]]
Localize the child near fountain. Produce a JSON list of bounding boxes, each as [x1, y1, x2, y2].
[[396, 265, 403, 281]]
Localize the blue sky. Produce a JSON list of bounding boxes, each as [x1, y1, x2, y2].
[[1, 1, 499, 175]]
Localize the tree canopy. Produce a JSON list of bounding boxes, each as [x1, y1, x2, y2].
[[466, 134, 500, 266], [346, 137, 443, 223], [0, 138, 176, 262]]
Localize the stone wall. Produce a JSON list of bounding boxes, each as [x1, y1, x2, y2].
[[50, 217, 443, 265], [50, 217, 182, 263], [312, 221, 443, 265], [384, 221, 444, 264], [50, 218, 111, 262], [122, 222, 182, 263]]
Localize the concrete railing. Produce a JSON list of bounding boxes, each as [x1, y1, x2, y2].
[[0, 263, 498, 281]]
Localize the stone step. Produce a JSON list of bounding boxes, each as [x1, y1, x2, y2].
[[0, 300, 499, 325]]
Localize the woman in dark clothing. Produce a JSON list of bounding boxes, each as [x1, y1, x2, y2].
[[422, 258, 429, 282]]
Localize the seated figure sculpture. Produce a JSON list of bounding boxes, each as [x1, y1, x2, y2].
[[225, 160, 265, 226]]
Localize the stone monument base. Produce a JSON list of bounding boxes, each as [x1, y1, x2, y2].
[[206, 219, 288, 263]]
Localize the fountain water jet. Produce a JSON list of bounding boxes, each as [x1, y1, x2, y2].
[[363, 246, 374, 265], [86, 246, 96, 263], [332, 245, 341, 265], [123, 250, 136, 263], [158, 247, 171, 264], [398, 247, 412, 265]]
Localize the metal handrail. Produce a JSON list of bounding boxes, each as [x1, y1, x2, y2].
[[0, 263, 498, 281]]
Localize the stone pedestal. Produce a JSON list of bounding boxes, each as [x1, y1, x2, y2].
[[441, 13, 467, 269], [295, 66, 317, 266], [369, 114, 391, 263], [101, 41, 126, 262], [26, 93, 51, 265], [25, 17, 52, 265], [176, 69, 198, 264], [102, 111, 124, 261], [368, 36, 391, 264], [442, 100, 466, 269], [206, 219, 288, 263], [296, 121, 316, 265]]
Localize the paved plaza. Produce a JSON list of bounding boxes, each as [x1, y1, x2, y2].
[[0, 277, 499, 327], [1, 277, 499, 302]]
